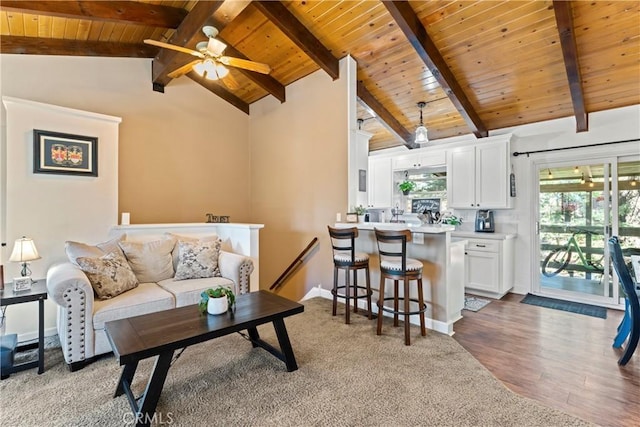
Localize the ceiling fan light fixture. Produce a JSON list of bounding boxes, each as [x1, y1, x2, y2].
[[207, 37, 227, 57], [415, 101, 429, 144]]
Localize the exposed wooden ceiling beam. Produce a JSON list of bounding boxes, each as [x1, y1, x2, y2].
[[252, 1, 339, 80], [0, 36, 157, 57], [0, 1, 186, 28], [357, 81, 418, 150], [553, 0, 588, 132], [218, 39, 286, 103], [383, 1, 488, 139], [186, 73, 249, 115]]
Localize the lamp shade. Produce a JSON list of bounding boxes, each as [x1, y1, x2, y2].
[[415, 125, 429, 143], [9, 237, 41, 263]]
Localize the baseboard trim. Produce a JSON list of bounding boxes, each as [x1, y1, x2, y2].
[[17, 327, 58, 344], [301, 286, 455, 336]]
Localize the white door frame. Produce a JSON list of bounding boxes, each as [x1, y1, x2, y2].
[[531, 155, 621, 308]]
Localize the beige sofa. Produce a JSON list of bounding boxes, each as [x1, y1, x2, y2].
[[46, 231, 254, 371]]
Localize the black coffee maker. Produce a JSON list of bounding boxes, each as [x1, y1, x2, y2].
[[475, 210, 495, 232]]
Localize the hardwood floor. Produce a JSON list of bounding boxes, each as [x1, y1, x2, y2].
[[453, 293, 639, 427]]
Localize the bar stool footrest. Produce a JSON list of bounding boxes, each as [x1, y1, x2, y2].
[[378, 297, 427, 316]]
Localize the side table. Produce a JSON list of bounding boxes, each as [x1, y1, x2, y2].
[[0, 279, 47, 378]]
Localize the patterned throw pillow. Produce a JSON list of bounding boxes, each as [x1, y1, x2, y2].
[[65, 234, 126, 266], [165, 233, 220, 271], [76, 252, 139, 300], [118, 238, 175, 283], [174, 239, 222, 280]]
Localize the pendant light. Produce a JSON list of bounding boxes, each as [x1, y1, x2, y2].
[[415, 101, 428, 144]]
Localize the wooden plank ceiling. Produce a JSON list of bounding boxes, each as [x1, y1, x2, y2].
[[1, 1, 639, 151]]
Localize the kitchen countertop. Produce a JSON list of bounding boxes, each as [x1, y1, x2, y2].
[[451, 230, 516, 240], [334, 222, 455, 234]]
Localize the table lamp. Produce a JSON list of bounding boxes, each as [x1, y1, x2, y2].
[[9, 237, 41, 291]]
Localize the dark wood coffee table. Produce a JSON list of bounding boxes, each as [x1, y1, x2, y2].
[[105, 290, 304, 427]]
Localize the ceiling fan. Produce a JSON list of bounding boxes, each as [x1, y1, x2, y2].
[[144, 26, 271, 90]]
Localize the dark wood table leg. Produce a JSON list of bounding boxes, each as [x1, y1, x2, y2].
[[136, 350, 174, 427], [37, 299, 45, 374], [115, 360, 139, 397], [247, 327, 260, 348], [272, 318, 298, 372]]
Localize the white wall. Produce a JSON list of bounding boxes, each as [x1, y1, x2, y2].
[[249, 56, 354, 301], [1, 97, 121, 337]]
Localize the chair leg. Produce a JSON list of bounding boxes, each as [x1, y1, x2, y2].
[[353, 267, 358, 314], [377, 276, 386, 336], [365, 264, 372, 320], [417, 277, 426, 337], [332, 266, 338, 317], [345, 267, 351, 324], [404, 278, 411, 346], [618, 319, 639, 366], [613, 299, 631, 348], [393, 280, 399, 327]]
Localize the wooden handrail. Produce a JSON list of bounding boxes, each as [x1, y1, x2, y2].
[[270, 237, 319, 290]]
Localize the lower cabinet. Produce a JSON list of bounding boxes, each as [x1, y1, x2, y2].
[[464, 237, 515, 298]]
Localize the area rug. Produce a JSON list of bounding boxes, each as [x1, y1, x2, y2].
[[0, 297, 590, 426], [463, 295, 491, 312], [521, 293, 607, 319]]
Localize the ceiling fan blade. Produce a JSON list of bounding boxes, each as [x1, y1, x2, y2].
[[144, 39, 204, 58], [221, 72, 240, 91], [219, 56, 271, 74], [167, 60, 201, 79]]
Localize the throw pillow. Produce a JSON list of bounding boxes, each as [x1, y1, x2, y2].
[[76, 252, 138, 300], [65, 234, 126, 266], [118, 238, 175, 283], [174, 239, 222, 280], [165, 233, 220, 271]]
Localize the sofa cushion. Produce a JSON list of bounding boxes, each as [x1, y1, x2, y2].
[[65, 234, 126, 266], [76, 252, 139, 300], [174, 239, 222, 280], [93, 282, 175, 330], [166, 233, 219, 271], [158, 276, 234, 307], [118, 238, 175, 283]]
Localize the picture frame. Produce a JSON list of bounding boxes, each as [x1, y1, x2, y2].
[[345, 213, 358, 223], [33, 129, 98, 176]]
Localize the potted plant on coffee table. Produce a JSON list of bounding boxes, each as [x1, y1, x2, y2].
[[199, 286, 236, 315]]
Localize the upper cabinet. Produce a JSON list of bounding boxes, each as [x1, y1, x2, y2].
[[368, 156, 393, 208], [393, 151, 446, 171], [447, 135, 513, 209]]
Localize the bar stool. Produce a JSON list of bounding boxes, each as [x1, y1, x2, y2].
[[374, 228, 427, 345], [327, 226, 373, 324]]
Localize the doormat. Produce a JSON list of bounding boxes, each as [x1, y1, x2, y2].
[[463, 296, 491, 312], [520, 294, 607, 319]]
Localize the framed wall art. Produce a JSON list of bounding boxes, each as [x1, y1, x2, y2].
[[33, 129, 98, 176]]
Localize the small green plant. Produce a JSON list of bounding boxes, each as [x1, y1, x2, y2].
[[352, 205, 366, 215], [398, 180, 417, 194], [198, 286, 236, 313], [441, 215, 463, 226]]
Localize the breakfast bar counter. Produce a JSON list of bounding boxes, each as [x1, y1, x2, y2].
[[333, 222, 465, 335]]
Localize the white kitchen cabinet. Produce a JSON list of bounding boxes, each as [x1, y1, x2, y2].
[[447, 137, 512, 209], [393, 151, 446, 171], [464, 236, 515, 298], [368, 156, 392, 207]]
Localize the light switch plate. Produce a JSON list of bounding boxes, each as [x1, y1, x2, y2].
[[412, 233, 424, 245]]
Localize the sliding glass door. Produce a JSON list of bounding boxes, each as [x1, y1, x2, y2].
[[536, 157, 640, 306]]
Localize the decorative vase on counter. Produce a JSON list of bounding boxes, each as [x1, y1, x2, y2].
[[207, 296, 228, 315], [358, 215, 365, 223]]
